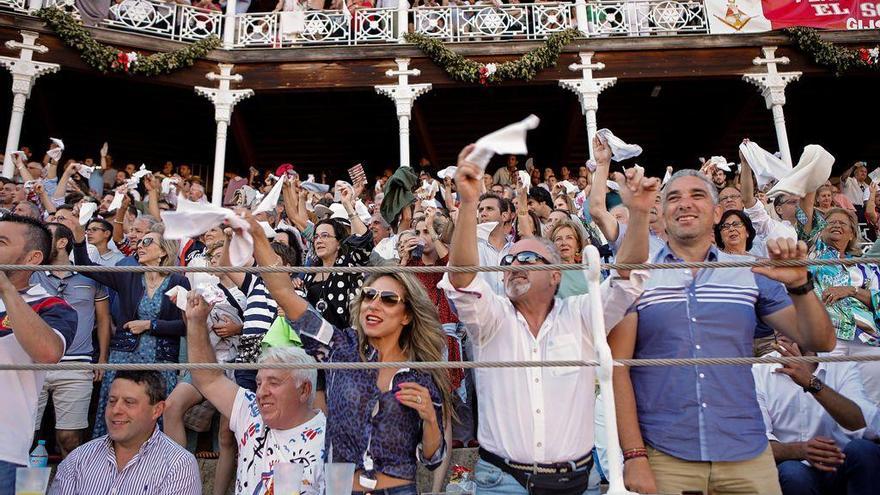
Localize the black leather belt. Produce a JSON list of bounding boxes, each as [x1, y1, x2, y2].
[[479, 447, 593, 475]]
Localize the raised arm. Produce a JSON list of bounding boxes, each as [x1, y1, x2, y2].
[[144, 175, 161, 220], [13, 154, 33, 182], [340, 183, 367, 236], [611, 166, 660, 277], [219, 228, 246, 288], [52, 161, 78, 200], [448, 144, 480, 289], [755, 239, 836, 352], [111, 192, 129, 244], [185, 294, 239, 417], [0, 272, 65, 363], [588, 136, 621, 243], [247, 217, 310, 320], [739, 145, 757, 208]]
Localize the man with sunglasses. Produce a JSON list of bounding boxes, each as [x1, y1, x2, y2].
[[31, 223, 111, 457], [440, 144, 658, 495]]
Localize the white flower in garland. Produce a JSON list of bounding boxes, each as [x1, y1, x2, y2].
[[485, 63, 497, 76], [127, 51, 139, 66]]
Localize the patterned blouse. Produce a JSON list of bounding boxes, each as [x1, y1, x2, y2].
[[303, 232, 373, 330], [809, 239, 880, 346], [288, 306, 446, 483]]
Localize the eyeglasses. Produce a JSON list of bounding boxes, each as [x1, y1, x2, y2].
[[500, 251, 552, 266], [719, 220, 745, 231], [314, 232, 337, 240], [826, 220, 851, 228], [361, 287, 404, 306], [139, 237, 157, 248]]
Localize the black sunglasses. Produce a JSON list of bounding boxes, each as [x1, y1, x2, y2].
[[500, 251, 552, 266], [139, 237, 157, 248], [361, 287, 404, 306]]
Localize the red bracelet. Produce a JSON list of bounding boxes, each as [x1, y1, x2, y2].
[[622, 448, 648, 462]]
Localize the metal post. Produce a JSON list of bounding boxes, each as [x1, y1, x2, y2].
[[0, 31, 60, 178], [574, 0, 589, 34], [375, 58, 432, 168], [396, 0, 408, 43], [743, 46, 801, 167], [195, 64, 254, 205], [558, 52, 616, 161]]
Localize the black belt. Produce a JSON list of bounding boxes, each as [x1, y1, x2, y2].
[[478, 447, 592, 475]]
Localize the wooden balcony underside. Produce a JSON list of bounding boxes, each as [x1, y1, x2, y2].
[[2, 12, 878, 91]]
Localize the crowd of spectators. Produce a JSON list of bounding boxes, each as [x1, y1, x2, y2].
[[0, 134, 878, 495]]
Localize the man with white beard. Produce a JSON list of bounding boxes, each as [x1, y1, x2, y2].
[[439, 140, 658, 494]]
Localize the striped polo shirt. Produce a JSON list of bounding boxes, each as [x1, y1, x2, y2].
[[236, 272, 279, 363], [50, 427, 201, 495], [631, 244, 792, 462]]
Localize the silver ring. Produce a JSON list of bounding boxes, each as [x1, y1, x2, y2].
[[417, 396, 422, 404]]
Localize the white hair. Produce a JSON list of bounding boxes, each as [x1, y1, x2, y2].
[[257, 346, 317, 405]]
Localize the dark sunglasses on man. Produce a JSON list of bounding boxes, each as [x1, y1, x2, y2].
[[500, 251, 552, 266]]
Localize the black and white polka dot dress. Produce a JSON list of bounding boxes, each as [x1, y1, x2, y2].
[[303, 231, 373, 329]]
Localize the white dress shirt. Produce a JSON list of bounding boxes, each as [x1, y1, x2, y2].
[[475, 237, 512, 296], [439, 273, 643, 463], [744, 201, 797, 241], [753, 352, 879, 454]]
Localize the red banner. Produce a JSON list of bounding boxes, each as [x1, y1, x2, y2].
[[707, 0, 880, 33]]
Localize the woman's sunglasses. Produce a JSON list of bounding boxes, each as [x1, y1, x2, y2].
[[500, 251, 552, 266], [139, 237, 157, 248], [361, 287, 404, 306]]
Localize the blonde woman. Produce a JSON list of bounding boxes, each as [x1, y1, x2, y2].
[[69, 223, 188, 437], [246, 217, 450, 495], [549, 219, 592, 297]]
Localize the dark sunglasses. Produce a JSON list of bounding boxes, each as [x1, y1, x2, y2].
[[500, 251, 552, 266], [139, 237, 157, 248], [361, 287, 404, 306]]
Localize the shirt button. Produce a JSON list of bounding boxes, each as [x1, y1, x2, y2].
[[536, 409, 542, 414], [699, 373, 705, 378], [537, 442, 543, 447], [532, 348, 538, 353], [702, 402, 708, 408], [690, 317, 697, 322], [695, 345, 701, 350], [535, 378, 540, 383]]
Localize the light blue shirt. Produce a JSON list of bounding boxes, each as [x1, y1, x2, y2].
[[631, 244, 792, 462]]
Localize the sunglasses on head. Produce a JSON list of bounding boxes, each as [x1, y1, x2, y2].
[[361, 287, 404, 306], [500, 251, 552, 266]]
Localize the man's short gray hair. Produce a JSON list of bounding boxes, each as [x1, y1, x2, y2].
[[258, 346, 317, 405], [661, 169, 718, 206], [519, 236, 562, 264]]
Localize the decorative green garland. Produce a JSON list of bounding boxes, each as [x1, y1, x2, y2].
[[36, 6, 220, 76], [404, 29, 580, 85], [784, 26, 879, 76]]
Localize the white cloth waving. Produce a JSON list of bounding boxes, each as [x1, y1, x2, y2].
[[739, 140, 791, 189], [596, 129, 642, 162], [767, 145, 834, 199], [161, 197, 254, 266], [466, 115, 540, 171]]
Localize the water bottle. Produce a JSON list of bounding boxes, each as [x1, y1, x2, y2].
[[29, 440, 48, 468]]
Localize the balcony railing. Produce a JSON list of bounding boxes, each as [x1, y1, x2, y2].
[[0, 0, 713, 49]]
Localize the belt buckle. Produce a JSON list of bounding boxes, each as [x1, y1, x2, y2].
[[531, 462, 539, 475]]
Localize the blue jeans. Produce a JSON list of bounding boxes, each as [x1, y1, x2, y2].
[[777, 439, 880, 495], [0, 460, 24, 495], [474, 458, 593, 495], [351, 484, 417, 495]]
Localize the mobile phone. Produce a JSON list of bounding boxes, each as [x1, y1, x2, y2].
[[412, 242, 424, 260]]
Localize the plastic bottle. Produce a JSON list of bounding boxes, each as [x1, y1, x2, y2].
[[29, 440, 48, 468]]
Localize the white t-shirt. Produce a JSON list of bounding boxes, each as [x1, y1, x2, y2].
[[230, 388, 326, 495]]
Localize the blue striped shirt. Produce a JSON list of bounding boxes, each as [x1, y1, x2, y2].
[[236, 272, 278, 363], [632, 244, 791, 462], [50, 428, 201, 495]]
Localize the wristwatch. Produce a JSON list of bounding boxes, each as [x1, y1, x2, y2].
[[803, 375, 824, 394], [786, 272, 815, 296]]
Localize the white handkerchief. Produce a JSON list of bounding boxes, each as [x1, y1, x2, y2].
[[517, 170, 530, 189], [253, 174, 285, 214], [437, 166, 457, 180], [596, 129, 642, 162], [662, 167, 673, 185], [333, 181, 354, 202], [161, 196, 254, 266], [355, 200, 371, 223], [9, 150, 25, 158], [373, 235, 398, 260], [421, 199, 440, 209], [707, 156, 734, 173], [869, 168, 880, 185], [767, 145, 835, 199], [466, 115, 540, 171], [166, 286, 190, 312], [161, 177, 180, 196], [585, 160, 597, 172], [76, 164, 95, 179], [301, 181, 330, 193], [477, 221, 498, 242], [606, 180, 620, 192], [47, 138, 65, 162], [78, 202, 97, 225], [107, 191, 125, 212], [259, 221, 276, 239], [739, 140, 791, 189], [558, 180, 579, 195]]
